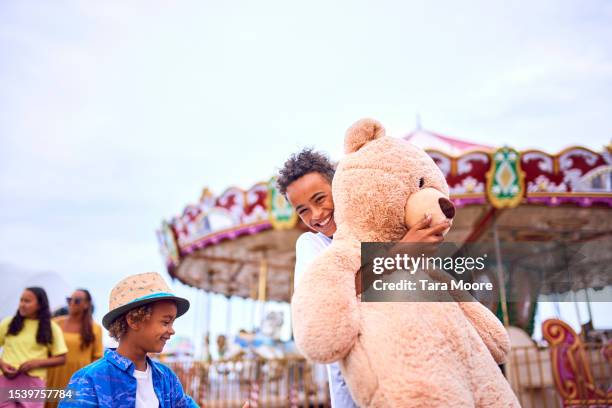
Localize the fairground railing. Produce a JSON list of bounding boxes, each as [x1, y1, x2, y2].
[[508, 342, 611, 408], [167, 356, 330, 408], [169, 342, 610, 408]]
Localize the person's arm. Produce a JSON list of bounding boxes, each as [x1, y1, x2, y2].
[[357, 215, 450, 294], [91, 323, 103, 361], [18, 354, 66, 373], [0, 319, 19, 378], [19, 318, 70, 374], [293, 233, 324, 291], [169, 368, 199, 407], [51, 320, 69, 357], [58, 371, 99, 407]]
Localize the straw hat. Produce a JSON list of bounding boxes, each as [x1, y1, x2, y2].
[[102, 272, 190, 330]]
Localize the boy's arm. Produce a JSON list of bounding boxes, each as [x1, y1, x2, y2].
[[58, 372, 99, 407], [293, 233, 323, 291], [169, 369, 199, 407]]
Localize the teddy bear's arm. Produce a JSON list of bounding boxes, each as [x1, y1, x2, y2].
[[291, 240, 361, 364], [425, 268, 510, 364], [458, 302, 511, 364]]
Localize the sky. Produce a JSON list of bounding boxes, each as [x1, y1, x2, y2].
[[1, 0, 611, 352]]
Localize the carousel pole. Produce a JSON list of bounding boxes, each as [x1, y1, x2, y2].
[[493, 218, 510, 327], [192, 287, 199, 356], [204, 290, 211, 361], [226, 295, 232, 335], [250, 284, 257, 332], [288, 266, 294, 340], [553, 293, 562, 317], [206, 274, 212, 349], [571, 290, 583, 327], [257, 254, 268, 329], [206, 290, 211, 335], [584, 287, 594, 325]]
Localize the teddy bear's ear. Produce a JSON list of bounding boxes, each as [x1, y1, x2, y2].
[[344, 118, 386, 154]]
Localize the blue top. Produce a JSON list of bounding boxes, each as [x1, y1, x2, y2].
[[59, 349, 197, 408]]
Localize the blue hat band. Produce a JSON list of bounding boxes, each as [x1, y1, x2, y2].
[[129, 292, 177, 305]]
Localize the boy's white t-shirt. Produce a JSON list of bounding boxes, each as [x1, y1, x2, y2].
[[294, 231, 333, 287], [294, 231, 358, 408], [133, 363, 160, 408]]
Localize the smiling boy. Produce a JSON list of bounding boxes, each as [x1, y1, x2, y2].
[[278, 149, 358, 408], [279, 148, 449, 407], [59, 272, 197, 408]]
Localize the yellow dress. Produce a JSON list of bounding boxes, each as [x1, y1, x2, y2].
[[45, 317, 103, 408]]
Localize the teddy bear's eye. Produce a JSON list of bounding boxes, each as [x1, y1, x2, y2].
[[419, 177, 425, 188]]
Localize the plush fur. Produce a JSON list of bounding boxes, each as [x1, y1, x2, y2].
[[291, 119, 520, 407]]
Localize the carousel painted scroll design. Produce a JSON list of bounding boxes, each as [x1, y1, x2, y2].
[[486, 147, 526, 209], [542, 319, 611, 407], [267, 177, 298, 230]]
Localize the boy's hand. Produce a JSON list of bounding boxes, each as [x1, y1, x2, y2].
[[399, 214, 450, 244], [389, 214, 450, 258]]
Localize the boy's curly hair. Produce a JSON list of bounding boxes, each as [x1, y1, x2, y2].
[[108, 304, 153, 340], [276, 148, 336, 196]]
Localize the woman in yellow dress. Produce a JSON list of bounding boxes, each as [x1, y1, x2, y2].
[[45, 289, 103, 408]]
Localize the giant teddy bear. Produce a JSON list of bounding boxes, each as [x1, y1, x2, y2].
[[291, 119, 520, 407]]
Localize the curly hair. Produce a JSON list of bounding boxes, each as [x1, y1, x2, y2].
[[108, 304, 153, 341], [276, 148, 336, 196], [8, 287, 53, 345]]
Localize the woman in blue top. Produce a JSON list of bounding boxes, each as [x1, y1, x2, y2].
[[59, 272, 197, 408]]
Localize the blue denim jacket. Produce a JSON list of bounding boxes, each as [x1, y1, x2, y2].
[[59, 349, 197, 407]]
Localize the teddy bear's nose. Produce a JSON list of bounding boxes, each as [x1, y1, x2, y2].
[[438, 197, 455, 219]]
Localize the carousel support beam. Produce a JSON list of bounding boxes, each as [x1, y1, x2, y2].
[[249, 279, 257, 332], [553, 293, 561, 317], [204, 290, 211, 361], [225, 295, 232, 335], [192, 288, 200, 353], [206, 273, 213, 335], [289, 267, 294, 339], [493, 217, 510, 327], [205, 291, 211, 334], [584, 287, 594, 325], [465, 206, 497, 243], [250, 298, 256, 332], [572, 290, 583, 328], [257, 254, 268, 328], [222, 262, 242, 336]]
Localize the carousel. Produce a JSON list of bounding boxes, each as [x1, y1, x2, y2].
[[157, 129, 612, 407]]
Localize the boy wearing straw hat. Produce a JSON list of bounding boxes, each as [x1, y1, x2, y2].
[[59, 272, 198, 407]]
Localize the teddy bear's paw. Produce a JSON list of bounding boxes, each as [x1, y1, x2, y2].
[[345, 118, 386, 153]]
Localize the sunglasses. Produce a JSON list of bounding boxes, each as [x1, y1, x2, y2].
[[66, 297, 84, 305]]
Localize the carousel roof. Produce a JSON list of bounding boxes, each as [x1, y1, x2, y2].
[[158, 138, 612, 302], [402, 128, 493, 155]]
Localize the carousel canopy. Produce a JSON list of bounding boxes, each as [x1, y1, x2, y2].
[[158, 136, 612, 303], [402, 128, 492, 155]]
